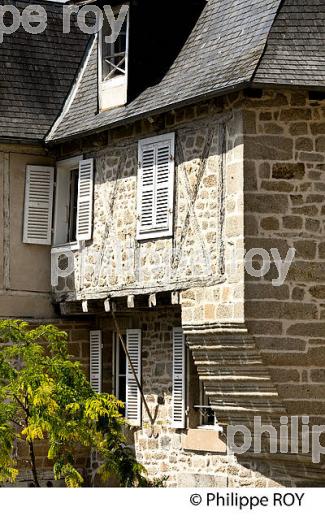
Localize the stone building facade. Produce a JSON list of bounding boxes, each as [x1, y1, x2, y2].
[[48, 88, 325, 487], [0, 0, 325, 487]]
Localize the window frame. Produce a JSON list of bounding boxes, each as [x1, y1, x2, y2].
[[53, 155, 83, 249], [98, 4, 130, 111], [113, 332, 127, 406], [112, 328, 142, 426], [137, 132, 176, 241]]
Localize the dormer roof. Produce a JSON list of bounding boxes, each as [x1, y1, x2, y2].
[[47, 0, 325, 143]]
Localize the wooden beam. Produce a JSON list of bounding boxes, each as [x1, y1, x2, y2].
[[171, 291, 180, 305], [104, 298, 110, 312], [148, 294, 156, 308], [127, 295, 135, 308]]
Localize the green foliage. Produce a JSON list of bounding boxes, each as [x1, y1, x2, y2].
[[0, 319, 147, 488]]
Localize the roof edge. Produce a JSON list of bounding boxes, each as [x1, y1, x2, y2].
[[250, 0, 285, 82], [46, 81, 251, 145], [46, 35, 97, 143]]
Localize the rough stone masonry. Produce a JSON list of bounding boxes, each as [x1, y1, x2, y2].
[[51, 87, 325, 487]]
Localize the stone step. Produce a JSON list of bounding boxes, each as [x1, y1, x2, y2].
[[185, 324, 287, 424], [196, 367, 272, 377]]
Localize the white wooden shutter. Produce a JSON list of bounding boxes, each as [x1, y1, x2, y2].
[[137, 133, 175, 240], [76, 158, 94, 241], [23, 165, 55, 245], [172, 328, 186, 428], [90, 330, 102, 393], [126, 329, 141, 426]]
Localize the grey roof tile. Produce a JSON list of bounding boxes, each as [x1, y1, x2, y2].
[[2, 0, 324, 143], [48, 0, 282, 142], [254, 0, 325, 87], [0, 0, 89, 141]]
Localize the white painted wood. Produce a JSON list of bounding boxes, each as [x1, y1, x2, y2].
[[148, 294, 156, 308], [171, 292, 180, 305], [126, 329, 141, 426], [98, 7, 129, 111], [137, 133, 175, 240], [90, 330, 103, 393], [172, 328, 186, 428], [127, 295, 135, 308], [76, 159, 94, 241], [23, 165, 55, 245]]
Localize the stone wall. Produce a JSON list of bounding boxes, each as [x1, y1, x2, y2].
[[242, 89, 325, 426], [97, 307, 286, 487], [54, 101, 244, 331], [51, 88, 325, 486]]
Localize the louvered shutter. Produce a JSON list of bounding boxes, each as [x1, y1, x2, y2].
[[172, 328, 186, 428], [90, 330, 102, 393], [138, 145, 155, 231], [156, 143, 171, 230], [23, 165, 55, 245], [126, 329, 142, 426], [137, 133, 175, 240], [76, 159, 94, 241]]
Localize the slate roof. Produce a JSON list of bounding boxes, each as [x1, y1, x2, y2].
[[0, 0, 89, 142], [47, 0, 283, 142], [1, 0, 324, 143], [254, 0, 325, 87]]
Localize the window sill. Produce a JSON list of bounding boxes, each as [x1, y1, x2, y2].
[[51, 242, 79, 253], [137, 231, 173, 242], [197, 424, 224, 433], [182, 428, 227, 454]]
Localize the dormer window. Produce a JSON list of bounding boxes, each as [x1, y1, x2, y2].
[[102, 15, 127, 81], [99, 5, 129, 111]]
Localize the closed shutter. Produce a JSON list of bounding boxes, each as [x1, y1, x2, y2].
[[137, 133, 175, 240], [172, 328, 186, 428], [90, 330, 102, 393], [76, 159, 94, 241], [126, 329, 141, 426], [23, 165, 55, 245]]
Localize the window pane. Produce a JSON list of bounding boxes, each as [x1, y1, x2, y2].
[[118, 375, 126, 405], [102, 14, 127, 81], [115, 336, 127, 416], [68, 169, 78, 242], [119, 338, 126, 376]]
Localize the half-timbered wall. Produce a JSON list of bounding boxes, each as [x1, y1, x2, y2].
[[53, 103, 245, 331]]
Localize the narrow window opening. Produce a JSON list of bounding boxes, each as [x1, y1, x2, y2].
[[114, 333, 127, 415], [99, 5, 129, 110], [102, 16, 128, 82], [68, 168, 79, 243]]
